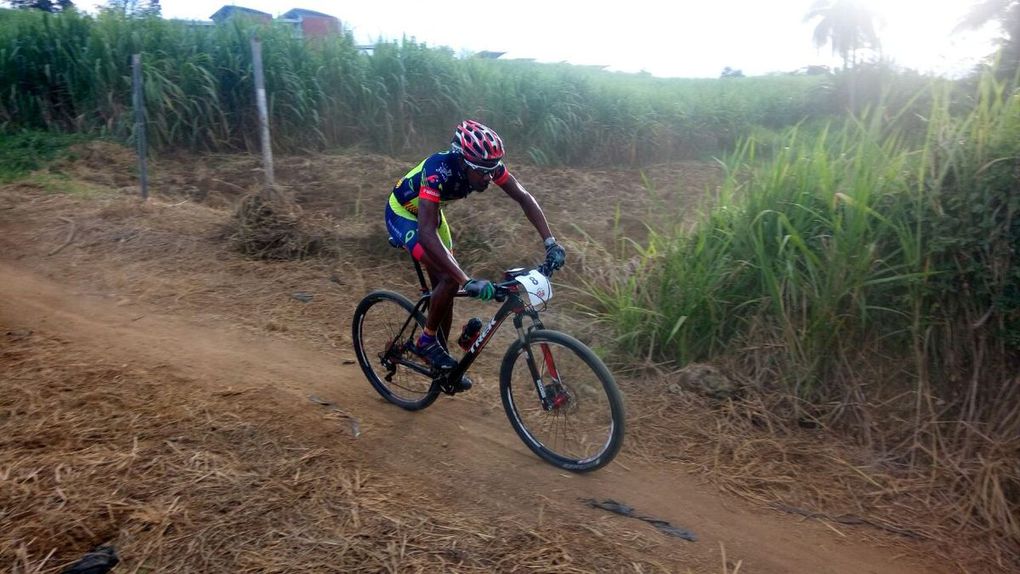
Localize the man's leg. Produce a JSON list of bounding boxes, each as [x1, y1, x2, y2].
[[421, 209, 456, 346], [390, 206, 468, 389], [386, 202, 454, 340], [419, 250, 471, 391], [420, 252, 456, 346]]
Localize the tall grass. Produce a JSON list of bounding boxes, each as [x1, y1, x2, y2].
[[0, 9, 839, 165], [590, 71, 1019, 560]]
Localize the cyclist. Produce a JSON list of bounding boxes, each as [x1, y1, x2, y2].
[[385, 120, 566, 392]]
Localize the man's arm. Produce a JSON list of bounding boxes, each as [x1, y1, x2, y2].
[[499, 174, 566, 271], [417, 199, 470, 284]]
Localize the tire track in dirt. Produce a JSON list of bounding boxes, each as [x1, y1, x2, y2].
[[0, 260, 944, 573]]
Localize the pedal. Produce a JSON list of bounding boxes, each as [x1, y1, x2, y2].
[[438, 373, 472, 395], [436, 374, 457, 395]]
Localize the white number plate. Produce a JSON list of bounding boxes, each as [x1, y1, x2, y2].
[[514, 269, 553, 306]]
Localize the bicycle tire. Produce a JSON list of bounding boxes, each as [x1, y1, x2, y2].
[[499, 330, 625, 472], [352, 290, 440, 410]]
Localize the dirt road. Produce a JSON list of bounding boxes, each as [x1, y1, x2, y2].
[[0, 258, 944, 573]]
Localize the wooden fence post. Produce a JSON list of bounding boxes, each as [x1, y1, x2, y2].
[[131, 53, 148, 200], [250, 37, 276, 196]]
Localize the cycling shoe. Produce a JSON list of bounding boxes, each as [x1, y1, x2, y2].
[[413, 339, 458, 371]]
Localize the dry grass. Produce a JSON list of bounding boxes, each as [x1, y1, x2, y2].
[[224, 193, 338, 260], [1, 188, 384, 352], [620, 370, 1017, 573], [0, 329, 681, 574]]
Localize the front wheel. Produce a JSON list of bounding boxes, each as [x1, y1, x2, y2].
[[352, 290, 440, 410], [500, 330, 625, 472]]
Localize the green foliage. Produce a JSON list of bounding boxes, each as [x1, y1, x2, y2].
[[919, 72, 1020, 366], [0, 129, 86, 182], [591, 70, 1019, 404], [0, 9, 838, 166]]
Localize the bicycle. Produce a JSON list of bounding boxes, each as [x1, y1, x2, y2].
[[351, 244, 625, 472]]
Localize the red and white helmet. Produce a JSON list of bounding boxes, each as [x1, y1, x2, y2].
[[451, 120, 505, 168]]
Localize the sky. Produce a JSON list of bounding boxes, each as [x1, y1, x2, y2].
[[83, 0, 1002, 78]]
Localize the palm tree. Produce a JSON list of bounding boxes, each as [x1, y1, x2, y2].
[[955, 0, 1020, 77], [9, 0, 75, 11], [804, 0, 881, 71]]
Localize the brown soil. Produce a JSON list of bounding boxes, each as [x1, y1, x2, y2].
[[0, 144, 963, 573]]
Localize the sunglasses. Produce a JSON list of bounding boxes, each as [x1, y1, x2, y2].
[[464, 157, 502, 175]]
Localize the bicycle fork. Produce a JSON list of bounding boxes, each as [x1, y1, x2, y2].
[[517, 320, 566, 411]]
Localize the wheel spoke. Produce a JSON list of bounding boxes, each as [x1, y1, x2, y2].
[[505, 335, 622, 469], [353, 292, 438, 411]]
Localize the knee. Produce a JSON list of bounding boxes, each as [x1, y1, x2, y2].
[[433, 273, 459, 295]]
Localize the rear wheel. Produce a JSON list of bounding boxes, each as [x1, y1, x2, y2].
[[499, 330, 625, 472], [352, 290, 439, 410]]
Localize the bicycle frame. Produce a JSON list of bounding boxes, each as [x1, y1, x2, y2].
[[391, 255, 558, 405]]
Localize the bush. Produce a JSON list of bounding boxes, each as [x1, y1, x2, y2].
[[0, 130, 87, 182]]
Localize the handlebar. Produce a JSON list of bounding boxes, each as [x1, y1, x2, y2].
[[455, 263, 556, 303]]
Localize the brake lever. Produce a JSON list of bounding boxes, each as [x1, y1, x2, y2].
[[493, 282, 513, 303]]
